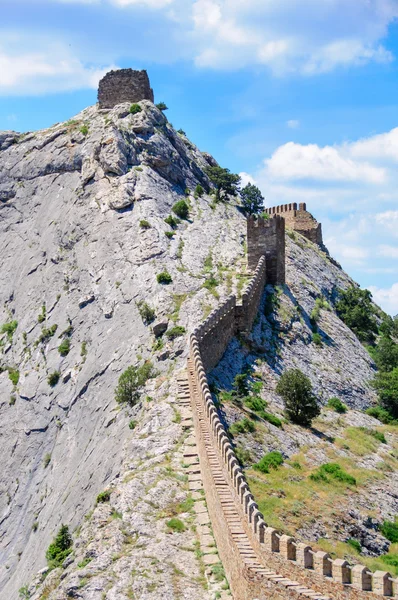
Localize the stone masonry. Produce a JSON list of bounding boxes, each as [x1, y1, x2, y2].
[[264, 202, 323, 245], [247, 215, 286, 284], [97, 69, 154, 109]]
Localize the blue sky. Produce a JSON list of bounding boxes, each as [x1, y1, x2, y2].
[[1, 0, 398, 314]]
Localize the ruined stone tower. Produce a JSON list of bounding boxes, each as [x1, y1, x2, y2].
[[247, 215, 285, 285], [264, 202, 322, 245], [98, 69, 154, 109]]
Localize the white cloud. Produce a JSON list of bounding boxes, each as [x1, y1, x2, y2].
[[378, 245, 398, 258], [264, 141, 386, 183], [287, 119, 299, 129], [18, 0, 398, 76], [0, 37, 117, 95], [368, 284, 398, 316], [187, 0, 398, 73], [239, 172, 256, 187], [351, 128, 398, 162]]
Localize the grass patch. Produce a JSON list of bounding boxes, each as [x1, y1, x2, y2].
[[310, 462, 356, 486], [165, 326, 186, 340], [166, 518, 185, 532], [229, 418, 255, 436], [1, 320, 18, 341]]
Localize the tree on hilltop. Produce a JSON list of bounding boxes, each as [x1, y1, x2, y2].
[[205, 166, 240, 202], [239, 183, 264, 215]]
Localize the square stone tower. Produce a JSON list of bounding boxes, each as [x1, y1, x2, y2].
[[247, 215, 285, 285], [98, 69, 154, 109]]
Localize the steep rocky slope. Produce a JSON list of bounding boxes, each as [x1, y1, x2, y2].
[[0, 98, 391, 599]]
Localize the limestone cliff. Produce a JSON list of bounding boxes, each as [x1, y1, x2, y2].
[[0, 97, 387, 600]]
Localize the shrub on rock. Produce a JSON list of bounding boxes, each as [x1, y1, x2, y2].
[[276, 368, 320, 427]]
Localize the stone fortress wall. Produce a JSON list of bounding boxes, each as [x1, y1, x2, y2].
[[187, 215, 397, 598], [264, 202, 323, 245], [98, 69, 154, 109]]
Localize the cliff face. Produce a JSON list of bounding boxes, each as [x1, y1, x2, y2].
[[0, 99, 382, 599]]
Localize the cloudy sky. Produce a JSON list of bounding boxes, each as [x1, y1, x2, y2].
[[1, 0, 398, 314]]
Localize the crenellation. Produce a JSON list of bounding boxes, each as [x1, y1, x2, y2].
[[264, 201, 322, 245]]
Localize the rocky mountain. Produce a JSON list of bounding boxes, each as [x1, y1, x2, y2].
[[0, 87, 395, 600]]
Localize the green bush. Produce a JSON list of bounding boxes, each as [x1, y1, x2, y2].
[[156, 102, 168, 111], [229, 418, 255, 436], [366, 406, 396, 424], [233, 373, 250, 397], [137, 301, 156, 325], [129, 103, 142, 115], [1, 320, 18, 341], [58, 338, 71, 357], [19, 586, 30, 599], [139, 219, 151, 229], [276, 369, 320, 427], [194, 184, 204, 198], [157, 271, 172, 284], [244, 396, 266, 413], [203, 275, 219, 293], [39, 324, 58, 343], [177, 128, 186, 136], [115, 362, 155, 406], [46, 524, 72, 569], [336, 286, 378, 344], [80, 124, 89, 136], [166, 517, 185, 532], [381, 519, 398, 543], [96, 490, 111, 503], [370, 429, 387, 443], [38, 304, 46, 323], [47, 371, 60, 387], [166, 326, 186, 340], [253, 451, 284, 474], [310, 462, 356, 485], [371, 368, 398, 418], [327, 397, 347, 413], [347, 538, 361, 553], [165, 231, 175, 239], [261, 411, 283, 428], [371, 335, 398, 372], [8, 368, 20, 386], [172, 200, 189, 219], [129, 420, 137, 430], [312, 332, 322, 346], [44, 453, 51, 468], [164, 215, 179, 229]]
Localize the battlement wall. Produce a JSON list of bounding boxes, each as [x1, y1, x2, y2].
[[264, 203, 323, 246], [196, 257, 267, 372], [187, 258, 396, 599], [189, 334, 392, 597]]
